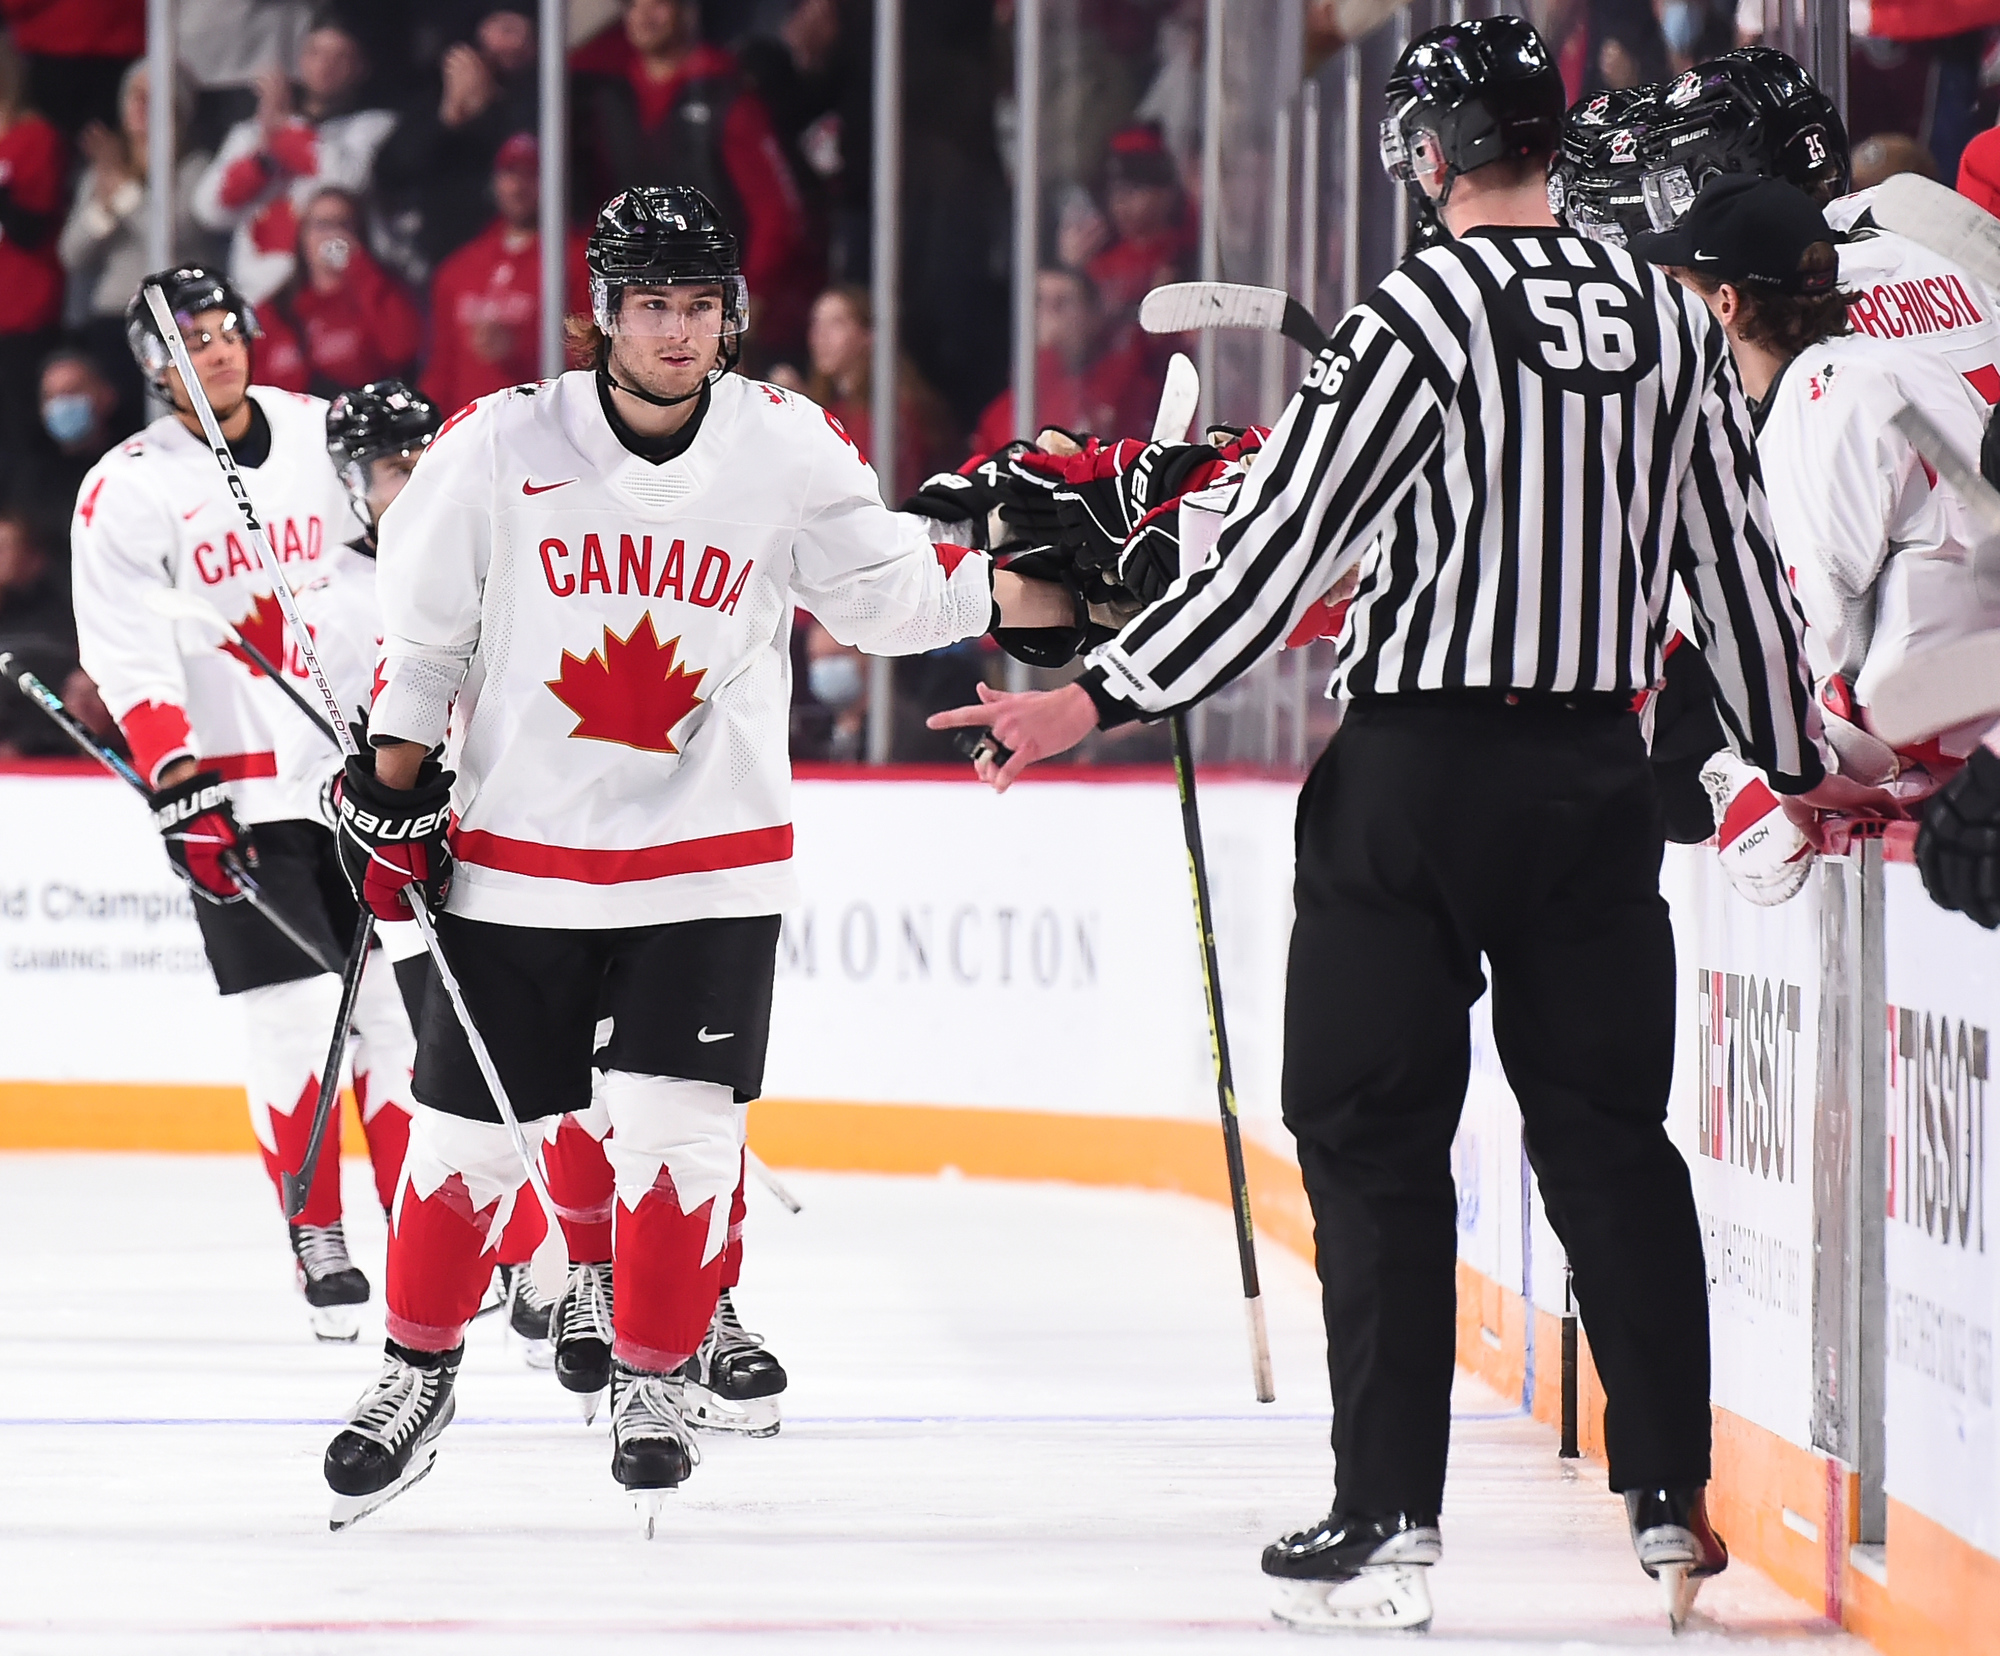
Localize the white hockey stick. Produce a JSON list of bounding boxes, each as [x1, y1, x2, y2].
[[1140, 281, 1331, 354], [144, 282, 568, 1294], [1866, 405, 2000, 746], [1866, 173, 2000, 294], [1153, 350, 1200, 444]]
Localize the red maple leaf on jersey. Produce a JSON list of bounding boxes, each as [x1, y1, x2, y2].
[[545, 613, 706, 753], [222, 591, 293, 678]]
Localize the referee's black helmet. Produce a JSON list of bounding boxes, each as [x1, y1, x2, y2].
[[1636, 47, 1848, 232], [1381, 15, 1566, 201]]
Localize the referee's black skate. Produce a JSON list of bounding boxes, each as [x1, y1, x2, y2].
[[609, 1361, 699, 1539], [680, 1288, 786, 1437], [289, 1221, 369, 1342], [550, 1261, 613, 1421], [1626, 1485, 1727, 1631], [323, 1341, 460, 1530], [1262, 1509, 1441, 1632]]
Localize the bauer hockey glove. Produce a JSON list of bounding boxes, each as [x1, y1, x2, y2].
[[1114, 429, 1269, 604], [1699, 751, 1816, 906], [331, 749, 456, 921], [150, 769, 253, 903], [1916, 743, 2000, 929], [896, 443, 1034, 550]]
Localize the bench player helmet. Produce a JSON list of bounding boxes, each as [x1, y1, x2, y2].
[[1381, 15, 1565, 207], [326, 379, 441, 530], [1637, 47, 1848, 232], [587, 185, 747, 371], [1550, 86, 1659, 247], [124, 265, 261, 394]]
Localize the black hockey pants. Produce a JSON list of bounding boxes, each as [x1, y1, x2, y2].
[[1281, 694, 1712, 1516]]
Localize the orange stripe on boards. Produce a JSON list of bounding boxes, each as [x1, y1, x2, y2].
[[0, 1081, 363, 1154]]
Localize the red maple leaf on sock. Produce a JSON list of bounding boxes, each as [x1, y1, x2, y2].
[[221, 591, 294, 678], [545, 613, 707, 754]]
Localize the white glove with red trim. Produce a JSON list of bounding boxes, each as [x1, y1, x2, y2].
[[1699, 751, 1816, 906]]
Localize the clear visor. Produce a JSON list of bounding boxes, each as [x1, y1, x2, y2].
[[1379, 116, 1413, 184], [592, 276, 749, 340], [1641, 165, 1698, 233]]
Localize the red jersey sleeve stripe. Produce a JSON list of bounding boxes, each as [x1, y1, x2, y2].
[[450, 823, 794, 885]]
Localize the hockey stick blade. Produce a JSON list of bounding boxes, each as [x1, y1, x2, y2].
[[1152, 351, 1200, 443], [141, 586, 341, 746], [1868, 173, 2000, 295], [1140, 281, 1330, 354]]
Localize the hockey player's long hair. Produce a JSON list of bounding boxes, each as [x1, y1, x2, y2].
[[564, 313, 611, 372], [1679, 241, 1851, 357]]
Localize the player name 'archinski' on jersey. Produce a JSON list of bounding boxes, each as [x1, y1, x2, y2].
[[536, 532, 755, 611]]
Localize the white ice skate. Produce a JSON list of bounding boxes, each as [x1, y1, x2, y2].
[[1271, 1565, 1434, 1633], [1626, 1486, 1728, 1632]]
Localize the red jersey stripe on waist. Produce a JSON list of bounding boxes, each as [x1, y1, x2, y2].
[[449, 823, 794, 885]]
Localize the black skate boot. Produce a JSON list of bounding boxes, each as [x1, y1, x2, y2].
[[610, 1361, 700, 1538], [1261, 1509, 1441, 1633], [549, 1261, 613, 1421], [495, 1263, 554, 1369], [679, 1288, 787, 1437], [323, 1341, 461, 1530], [289, 1221, 370, 1342], [1626, 1485, 1728, 1630]]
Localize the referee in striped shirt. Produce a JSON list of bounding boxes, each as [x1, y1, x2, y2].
[[934, 15, 1868, 1633]]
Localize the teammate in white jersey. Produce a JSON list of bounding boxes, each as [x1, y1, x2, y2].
[[69, 267, 414, 1340], [320, 186, 1075, 1528]]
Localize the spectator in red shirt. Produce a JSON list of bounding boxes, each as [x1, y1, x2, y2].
[[0, 0, 142, 142], [572, 0, 814, 361], [802, 283, 959, 499], [257, 187, 423, 398], [423, 134, 588, 414], [1086, 123, 1195, 322], [0, 31, 68, 503], [971, 267, 1154, 453]]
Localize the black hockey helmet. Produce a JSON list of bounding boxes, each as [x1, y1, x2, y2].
[[327, 379, 440, 527], [1636, 47, 1849, 232], [1381, 15, 1565, 205], [124, 265, 261, 392], [586, 185, 747, 341], [1550, 86, 1659, 246]]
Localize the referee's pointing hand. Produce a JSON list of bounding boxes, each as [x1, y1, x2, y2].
[[928, 681, 1098, 791]]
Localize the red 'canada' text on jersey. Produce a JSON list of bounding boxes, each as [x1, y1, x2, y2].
[[370, 370, 994, 929]]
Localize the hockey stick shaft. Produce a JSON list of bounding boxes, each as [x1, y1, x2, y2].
[[745, 1148, 803, 1215], [145, 285, 558, 1224], [1170, 713, 1276, 1403], [280, 906, 376, 1220], [225, 630, 341, 746], [0, 651, 338, 973]]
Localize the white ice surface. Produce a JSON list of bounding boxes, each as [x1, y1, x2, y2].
[[0, 1155, 1865, 1653]]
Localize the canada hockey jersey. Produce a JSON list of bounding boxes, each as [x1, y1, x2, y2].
[[371, 370, 994, 928], [70, 386, 351, 823]]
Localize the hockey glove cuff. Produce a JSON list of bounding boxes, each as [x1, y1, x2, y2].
[[332, 749, 456, 921], [1701, 751, 1815, 906], [1917, 743, 2000, 929], [150, 769, 253, 903], [989, 544, 1115, 668]]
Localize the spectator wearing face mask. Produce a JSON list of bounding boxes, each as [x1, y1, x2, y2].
[[16, 349, 121, 565], [372, 2, 539, 278], [193, 17, 396, 303], [572, 0, 815, 360], [423, 134, 587, 413], [257, 185, 422, 396]]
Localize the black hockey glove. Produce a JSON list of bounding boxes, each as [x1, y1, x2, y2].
[[988, 544, 1116, 669], [896, 443, 1034, 549], [1917, 745, 2000, 929], [150, 769, 253, 903], [331, 745, 456, 922]]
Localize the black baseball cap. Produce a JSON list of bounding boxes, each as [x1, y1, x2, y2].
[[1627, 173, 1839, 293]]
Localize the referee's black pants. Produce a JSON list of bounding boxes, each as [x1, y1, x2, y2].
[[1282, 695, 1711, 1517]]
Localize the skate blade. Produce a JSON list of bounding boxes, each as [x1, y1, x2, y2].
[[1271, 1566, 1433, 1634], [307, 1304, 362, 1343], [1659, 1562, 1703, 1631], [577, 1388, 606, 1426], [517, 1337, 555, 1371], [684, 1381, 781, 1438], [632, 1487, 671, 1540], [328, 1445, 438, 1532]]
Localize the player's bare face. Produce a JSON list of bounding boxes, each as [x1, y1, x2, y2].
[[166, 309, 252, 423], [607, 284, 726, 402]]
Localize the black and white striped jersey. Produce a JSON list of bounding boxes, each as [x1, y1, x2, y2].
[[1078, 224, 1824, 788]]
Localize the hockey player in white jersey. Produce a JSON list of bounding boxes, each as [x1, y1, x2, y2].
[[1633, 177, 1984, 899], [70, 267, 414, 1340], [320, 185, 1077, 1528]]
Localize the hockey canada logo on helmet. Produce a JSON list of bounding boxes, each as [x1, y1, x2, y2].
[[586, 185, 748, 351], [1636, 47, 1849, 233], [1380, 15, 1565, 205], [1552, 86, 1658, 246], [124, 265, 261, 391]]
